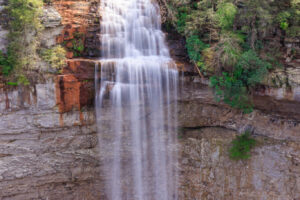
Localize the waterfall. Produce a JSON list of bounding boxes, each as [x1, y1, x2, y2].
[[95, 0, 178, 199]]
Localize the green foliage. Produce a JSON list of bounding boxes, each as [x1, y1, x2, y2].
[[0, 51, 13, 76], [41, 45, 66, 69], [229, 131, 256, 160], [215, 32, 244, 69], [166, 0, 298, 112], [235, 0, 273, 49], [235, 50, 272, 87], [8, 0, 43, 31], [4, 0, 43, 84], [186, 35, 209, 65], [185, 2, 218, 40], [210, 50, 271, 113], [286, 26, 300, 37], [172, 1, 219, 38], [216, 3, 237, 30], [277, 11, 291, 30], [17, 74, 30, 85], [6, 81, 18, 86], [210, 72, 253, 113], [286, 0, 300, 37], [63, 33, 85, 58], [176, 7, 189, 34], [72, 39, 84, 57]]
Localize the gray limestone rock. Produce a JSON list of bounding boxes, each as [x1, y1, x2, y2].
[[42, 7, 62, 28]]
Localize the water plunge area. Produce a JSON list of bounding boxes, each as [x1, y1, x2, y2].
[[95, 0, 179, 199]]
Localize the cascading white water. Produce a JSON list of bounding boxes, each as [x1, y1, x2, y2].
[[95, 0, 178, 199]]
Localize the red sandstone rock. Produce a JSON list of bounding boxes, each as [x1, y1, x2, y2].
[[56, 74, 80, 113], [66, 41, 73, 48], [66, 51, 74, 59], [55, 59, 97, 114]]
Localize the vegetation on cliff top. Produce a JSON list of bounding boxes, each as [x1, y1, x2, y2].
[[0, 0, 67, 85], [165, 0, 299, 113], [0, 0, 43, 85]]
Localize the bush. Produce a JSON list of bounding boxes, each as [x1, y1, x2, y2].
[[0, 51, 13, 76], [235, 50, 272, 87], [210, 72, 253, 113], [176, 6, 189, 34], [215, 32, 244, 70], [186, 35, 209, 64], [184, 2, 219, 40], [41, 45, 66, 69], [202, 47, 215, 73], [216, 3, 237, 30], [72, 39, 84, 57], [63, 33, 85, 58], [229, 131, 256, 160], [210, 50, 272, 113], [277, 11, 291, 30], [8, 0, 43, 31], [4, 0, 43, 83]]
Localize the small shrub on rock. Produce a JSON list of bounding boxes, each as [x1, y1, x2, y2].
[[229, 131, 256, 160]]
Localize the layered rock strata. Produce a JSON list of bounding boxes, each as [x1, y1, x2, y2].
[[0, 0, 299, 199]]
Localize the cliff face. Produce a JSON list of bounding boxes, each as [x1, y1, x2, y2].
[[51, 0, 101, 58], [162, 5, 300, 197], [0, 1, 103, 199], [0, 0, 8, 52], [179, 127, 300, 199], [0, 84, 101, 200], [177, 79, 300, 199], [0, 0, 300, 199]]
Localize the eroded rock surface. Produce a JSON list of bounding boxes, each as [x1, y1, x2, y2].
[[0, 0, 299, 199], [41, 6, 64, 48], [0, 80, 102, 200], [0, 0, 8, 52], [179, 127, 300, 200], [0, 57, 299, 199], [175, 79, 300, 199]]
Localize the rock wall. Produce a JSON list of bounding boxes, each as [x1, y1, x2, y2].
[[52, 0, 100, 58], [179, 127, 300, 200], [1, 62, 299, 199], [0, 0, 299, 199], [0, 2, 103, 198], [176, 77, 300, 199], [161, 11, 300, 198], [0, 0, 8, 52], [0, 80, 102, 200]]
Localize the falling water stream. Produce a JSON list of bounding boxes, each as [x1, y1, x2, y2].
[[95, 0, 178, 199]]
